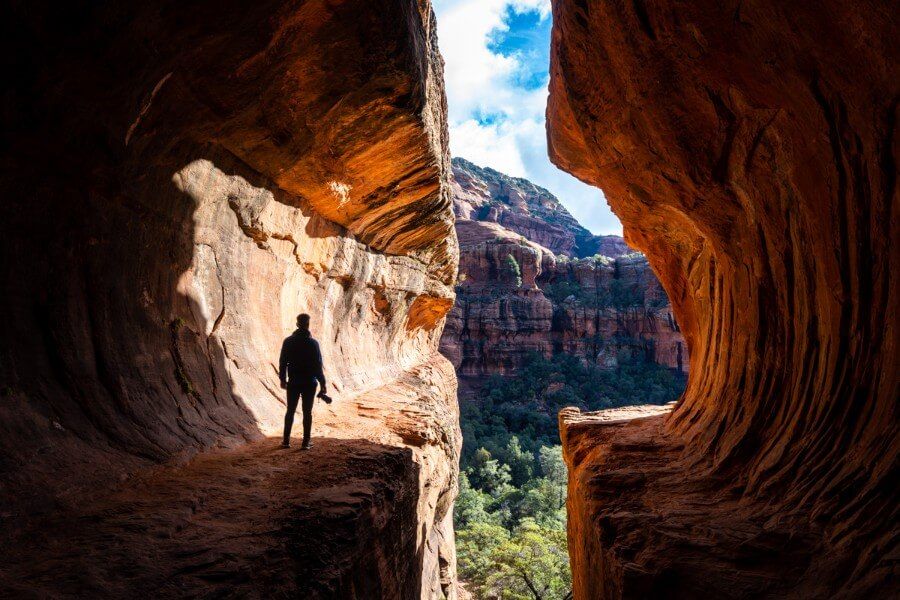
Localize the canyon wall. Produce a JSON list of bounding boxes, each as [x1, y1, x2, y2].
[[548, 0, 898, 597], [1, 1, 459, 597], [441, 158, 686, 377]]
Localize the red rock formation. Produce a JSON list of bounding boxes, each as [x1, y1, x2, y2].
[[1, 1, 459, 597], [548, 0, 898, 597], [441, 160, 686, 377]]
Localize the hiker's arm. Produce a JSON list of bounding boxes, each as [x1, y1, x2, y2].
[[278, 341, 288, 388], [315, 342, 327, 391]]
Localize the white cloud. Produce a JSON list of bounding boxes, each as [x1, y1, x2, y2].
[[450, 119, 528, 176], [433, 0, 623, 235]]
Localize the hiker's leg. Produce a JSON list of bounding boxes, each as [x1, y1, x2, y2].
[[283, 387, 301, 443], [301, 385, 316, 444]]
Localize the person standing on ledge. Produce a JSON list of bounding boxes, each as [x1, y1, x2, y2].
[[279, 313, 327, 449]]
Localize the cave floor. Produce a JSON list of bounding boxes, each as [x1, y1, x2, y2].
[[0, 432, 415, 598], [1, 357, 456, 598]]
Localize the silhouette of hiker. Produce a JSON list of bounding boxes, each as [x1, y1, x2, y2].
[[279, 313, 327, 449]]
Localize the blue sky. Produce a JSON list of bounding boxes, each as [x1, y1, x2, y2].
[[433, 0, 622, 235]]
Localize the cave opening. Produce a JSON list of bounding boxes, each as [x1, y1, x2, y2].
[[435, 0, 891, 596], [433, 2, 691, 597]]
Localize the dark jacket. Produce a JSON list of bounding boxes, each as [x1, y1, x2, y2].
[[279, 329, 326, 389]]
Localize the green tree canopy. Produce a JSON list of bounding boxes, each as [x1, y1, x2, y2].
[[502, 436, 534, 487], [484, 520, 571, 600], [469, 447, 514, 498]]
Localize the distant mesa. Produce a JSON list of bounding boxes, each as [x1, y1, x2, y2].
[[441, 158, 687, 378]]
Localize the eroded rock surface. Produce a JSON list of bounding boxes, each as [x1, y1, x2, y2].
[[1, 1, 459, 597], [441, 159, 686, 376], [548, 0, 898, 597]]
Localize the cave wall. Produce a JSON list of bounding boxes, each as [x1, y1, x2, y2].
[[1, 1, 459, 597], [547, 0, 897, 597]]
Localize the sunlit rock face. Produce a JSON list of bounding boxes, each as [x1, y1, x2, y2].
[[1, 1, 459, 597], [548, 0, 897, 597], [440, 159, 686, 377]]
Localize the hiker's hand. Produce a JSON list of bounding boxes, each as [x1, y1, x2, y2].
[[280, 381, 287, 390]]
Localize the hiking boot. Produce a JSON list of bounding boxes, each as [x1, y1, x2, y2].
[[301, 440, 312, 450], [281, 440, 291, 449]]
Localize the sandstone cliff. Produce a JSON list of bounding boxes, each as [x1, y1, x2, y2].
[[441, 159, 686, 377], [548, 0, 898, 597], [1, 1, 459, 597]]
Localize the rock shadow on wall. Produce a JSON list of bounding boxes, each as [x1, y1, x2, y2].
[[0, 136, 351, 519]]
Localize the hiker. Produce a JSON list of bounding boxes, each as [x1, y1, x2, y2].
[[279, 313, 328, 449]]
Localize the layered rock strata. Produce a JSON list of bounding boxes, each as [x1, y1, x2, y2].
[[548, 0, 898, 597], [1, 1, 459, 597], [441, 159, 686, 376]]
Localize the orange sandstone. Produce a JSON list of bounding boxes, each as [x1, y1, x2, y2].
[[548, 0, 898, 597]]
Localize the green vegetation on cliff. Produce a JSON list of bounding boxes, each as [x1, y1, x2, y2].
[[542, 274, 667, 310], [503, 254, 523, 288], [461, 353, 686, 466]]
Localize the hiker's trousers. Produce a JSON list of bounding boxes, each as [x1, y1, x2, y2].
[[284, 381, 317, 443]]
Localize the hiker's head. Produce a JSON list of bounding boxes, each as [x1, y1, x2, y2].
[[296, 313, 311, 331]]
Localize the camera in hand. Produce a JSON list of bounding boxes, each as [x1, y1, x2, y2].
[[318, 390, 333, 404]]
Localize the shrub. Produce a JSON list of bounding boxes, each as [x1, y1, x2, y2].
[[503, 254, 522, 287]]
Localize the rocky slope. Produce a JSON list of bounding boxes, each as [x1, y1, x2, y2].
[[441, 158, 686, 377], [548, 0, 898, 597], [1, 1, 459, 597], [451, 158, 628, 258]]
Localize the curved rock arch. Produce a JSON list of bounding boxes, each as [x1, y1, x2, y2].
[[548, 0, 897, 597]]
